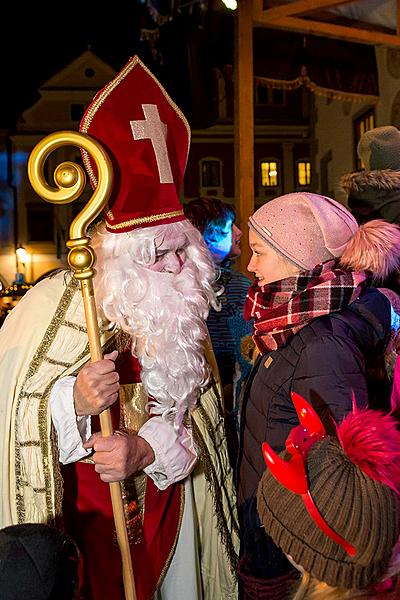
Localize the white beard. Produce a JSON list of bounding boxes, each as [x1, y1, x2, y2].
[[131, 261, 211, 428], [92, 221, 219, 430]]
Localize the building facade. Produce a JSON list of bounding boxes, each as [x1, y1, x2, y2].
[[0, 49, 313, 285]]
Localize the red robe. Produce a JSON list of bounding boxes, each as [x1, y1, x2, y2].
[[62, 350, 183, 600]]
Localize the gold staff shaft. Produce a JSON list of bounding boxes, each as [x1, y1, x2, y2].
[[28, 131, 136, 600], [74, 276, 136, 600]]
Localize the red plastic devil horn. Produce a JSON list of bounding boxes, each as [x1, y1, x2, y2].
[[262, 441, 308, 495], [291, 391, 326, 435]]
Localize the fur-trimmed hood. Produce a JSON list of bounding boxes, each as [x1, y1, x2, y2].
[[340, 169, 400, 195], [339, 169, 400, 226]]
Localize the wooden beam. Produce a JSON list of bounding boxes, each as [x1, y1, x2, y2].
[[253, 0, 267, 24], [235, 0, 254, 275], [254, 15, 400, 47], [261, 0, 356, 22], [397, 0, 400, 35]]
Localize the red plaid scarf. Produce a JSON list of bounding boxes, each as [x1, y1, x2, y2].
[[243, 260, 369, 354]]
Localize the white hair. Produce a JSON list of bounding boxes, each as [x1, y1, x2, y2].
[[91, 220, 220, 430]]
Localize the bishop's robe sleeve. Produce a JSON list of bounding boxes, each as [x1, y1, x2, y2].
[[50, 376, 92, 464], [50, 377, 198, 488], [139, 416, 198, 490]]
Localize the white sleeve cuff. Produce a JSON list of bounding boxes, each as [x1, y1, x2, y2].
[[50, 376, 92, 465], [139, 417, 198, 490]]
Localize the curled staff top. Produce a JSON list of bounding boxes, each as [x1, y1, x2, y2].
[[27, 130, 113, 241]]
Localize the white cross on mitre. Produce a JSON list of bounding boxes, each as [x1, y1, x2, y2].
[[130, 104, 174, 184]]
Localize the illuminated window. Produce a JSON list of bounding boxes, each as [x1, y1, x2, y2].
[[354, 109, 375, 170], [200, 158, 222, 188], [296, 160, 311, 187], [260, 160, 279, 187]]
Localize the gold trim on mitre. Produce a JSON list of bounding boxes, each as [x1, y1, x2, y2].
[[105, 209, 184, 230]]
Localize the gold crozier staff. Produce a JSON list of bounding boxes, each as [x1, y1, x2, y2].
[[28, 130, 136, 600]]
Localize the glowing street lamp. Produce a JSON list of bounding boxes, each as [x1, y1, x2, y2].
[[15, 246, 29, 284], [16, 246, 29, 264]]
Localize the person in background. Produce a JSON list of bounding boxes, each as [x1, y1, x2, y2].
[[340, 125, 400, 392], [340, 125, 400, 228], [0, 523, 80, 600], [184, 197, 253, 460], [257, 396, 400, 599], [237, 191, 400, 598]]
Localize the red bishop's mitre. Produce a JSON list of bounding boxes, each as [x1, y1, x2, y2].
[[79, 55, 189, 233]]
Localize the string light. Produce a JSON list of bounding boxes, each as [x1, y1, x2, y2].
[[221, 0, 237, 9]]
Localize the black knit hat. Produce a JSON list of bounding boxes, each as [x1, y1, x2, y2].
[[257, 435, 400, 590], [0, 524, 80, 600]]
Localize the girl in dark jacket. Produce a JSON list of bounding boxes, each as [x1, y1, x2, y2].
[[237, 191, 400, 598]]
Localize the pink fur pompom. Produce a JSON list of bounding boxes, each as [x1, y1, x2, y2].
[[336, 406, 400, 494], [340, 219, 400, 280]]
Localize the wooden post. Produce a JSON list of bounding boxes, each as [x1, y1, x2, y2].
[[235, 0, 254, 275]]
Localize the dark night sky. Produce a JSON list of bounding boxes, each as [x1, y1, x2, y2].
[[1, 1, 233, 129], [0, 2, 151, 128]]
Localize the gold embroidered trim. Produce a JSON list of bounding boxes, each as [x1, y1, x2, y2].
[[45, 357, 73, 368], [119, 475, 145, 545], [41, 381, 65, 519], [120, 384, 148, 433], [106, 209, 184, 230], [19, 441, 41, 447], [20, 486, 46, 493], [14, 278, 117, 525], [51, 424, 64, 522], [63, 320, 87, 333], [118, 383, 148, 545], [15, 279, 80, 522], [80, 55, 191, 191], [68, 345, 91, 376]]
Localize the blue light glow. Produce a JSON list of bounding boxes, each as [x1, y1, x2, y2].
[[204, 218, 233, 263]]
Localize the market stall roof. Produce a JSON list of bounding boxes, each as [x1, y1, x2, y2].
[[254, 0, 400, 46]]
